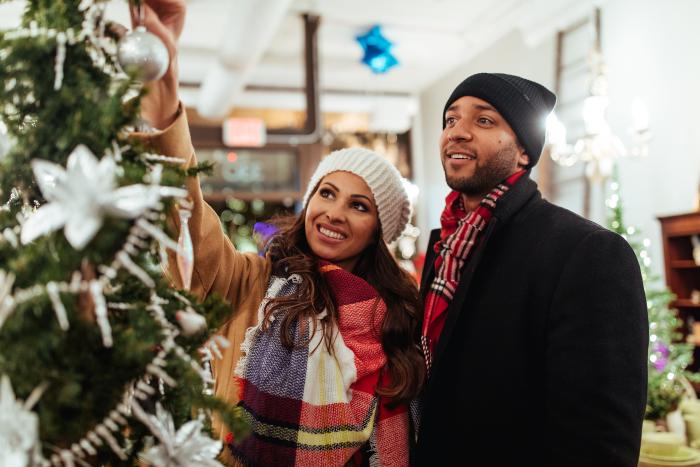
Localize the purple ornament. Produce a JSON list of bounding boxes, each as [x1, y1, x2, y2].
[[653, 341, 670, 357], [253, 222, 278, 255], [253, 222, 277, 240], [653, 355, 669, 372], [651, 341, 670, 372]]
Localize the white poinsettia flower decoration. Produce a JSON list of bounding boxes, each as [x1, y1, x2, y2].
[[0, 375, 41, 467], [140, 404, 223, 467], [20, 144, 184, 250]]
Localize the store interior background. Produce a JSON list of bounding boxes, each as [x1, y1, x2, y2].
[[1, 0, 698, 282]]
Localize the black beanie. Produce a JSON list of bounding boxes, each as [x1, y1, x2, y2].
[[442, 73, 557, 167]]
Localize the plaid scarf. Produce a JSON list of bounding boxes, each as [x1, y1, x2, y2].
[[421, 170, 526, 376], [230, 262, 409, 467]]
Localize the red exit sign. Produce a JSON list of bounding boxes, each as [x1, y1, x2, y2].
[[222, 118, 267, 147]]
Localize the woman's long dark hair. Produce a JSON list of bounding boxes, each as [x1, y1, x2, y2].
[[262, 204, 425, 404]]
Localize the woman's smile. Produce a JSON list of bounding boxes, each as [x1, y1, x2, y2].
[[305, 171, 378, 271]]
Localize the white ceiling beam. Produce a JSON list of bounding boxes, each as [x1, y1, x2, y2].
[[196, 0, 295, 118]]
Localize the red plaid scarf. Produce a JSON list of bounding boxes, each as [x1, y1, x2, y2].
[[421, 170, 526, 375], [231, 263, 409, 466]]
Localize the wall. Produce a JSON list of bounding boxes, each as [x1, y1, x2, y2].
[[603, 0, 700, 275], [416, 0, 700, 281]]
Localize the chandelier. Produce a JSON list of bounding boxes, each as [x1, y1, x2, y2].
[[546, 48, 651, 183]]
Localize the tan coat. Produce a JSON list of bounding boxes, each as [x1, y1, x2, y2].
[[139, 107, 270, 466]]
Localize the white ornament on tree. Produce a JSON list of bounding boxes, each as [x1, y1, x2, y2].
[[0, 375, 43, 467], [20, 144, 174, 250], [117, 26, 169, 82], [176, 208, 194, 291], [0, 270, 16, 330], [175, 308, 207, 336], [0, 119, 11, 160], [53, 32, 67, 91], [137, 403, 223, 467]]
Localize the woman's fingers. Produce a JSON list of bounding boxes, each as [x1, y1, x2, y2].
[[144, 0, 187, 38], [127, 0, 185, 62], [106, 21, 128, 40]]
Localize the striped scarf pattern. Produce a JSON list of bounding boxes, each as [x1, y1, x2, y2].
[[421, 170, 525, 376], [231, 262, 409, 467]]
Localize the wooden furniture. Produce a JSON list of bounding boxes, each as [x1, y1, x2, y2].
[[659, 211, 700, 381], [658, 212, 700, 312]]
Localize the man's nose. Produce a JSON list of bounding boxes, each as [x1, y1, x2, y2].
[[447, 122, 473, 142]]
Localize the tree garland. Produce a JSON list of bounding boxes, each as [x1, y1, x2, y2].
[[0, 1, 247, 465]]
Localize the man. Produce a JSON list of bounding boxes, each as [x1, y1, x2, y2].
[[415, 73, 648, 466]]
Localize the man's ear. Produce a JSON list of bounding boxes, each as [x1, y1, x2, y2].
[[516, 144, 530, 168]]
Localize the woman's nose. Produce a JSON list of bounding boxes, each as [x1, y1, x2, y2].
[[325, 203, 346, 223]]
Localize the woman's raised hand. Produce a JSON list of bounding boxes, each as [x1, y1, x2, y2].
[[129, 0, 186, 129]]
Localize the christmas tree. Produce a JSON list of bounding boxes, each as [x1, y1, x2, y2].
[[605, 168, 698, 421], [0, 1, 245, 465]]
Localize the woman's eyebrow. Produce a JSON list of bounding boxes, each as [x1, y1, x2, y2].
[[322, 182, 372, 203]]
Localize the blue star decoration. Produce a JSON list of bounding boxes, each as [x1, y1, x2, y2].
[[356, 25, 399, 74]]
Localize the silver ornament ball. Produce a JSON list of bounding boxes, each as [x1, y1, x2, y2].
[[118, 26, 170, 82]]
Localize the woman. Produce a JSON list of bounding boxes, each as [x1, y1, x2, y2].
[[134, 1, 425, 465]]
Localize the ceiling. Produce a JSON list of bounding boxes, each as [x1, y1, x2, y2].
[[0, 0, 596, 130]]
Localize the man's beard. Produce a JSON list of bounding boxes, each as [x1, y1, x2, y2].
[[444, 143, 522, 196]]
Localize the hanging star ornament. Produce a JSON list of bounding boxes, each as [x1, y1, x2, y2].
[[356, 25, 399, 74], [139, 404, 223, 467], [0, 375, 42, 467], [20, 144, 183, 250]]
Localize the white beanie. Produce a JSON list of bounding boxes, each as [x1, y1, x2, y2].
[[302, 147, 411, 244]]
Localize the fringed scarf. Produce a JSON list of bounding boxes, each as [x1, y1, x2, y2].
[[421, 170, 526, 376], [229, 262, 409, 467]]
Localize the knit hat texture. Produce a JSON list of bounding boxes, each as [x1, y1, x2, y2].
[[443, 72, 557, 167], [303, 147, 410, 243]]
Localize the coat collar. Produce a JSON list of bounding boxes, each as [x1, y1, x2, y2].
[[490, 172, 540, 230], [420, 174, 540, 285], [420, 174, 541, 386]]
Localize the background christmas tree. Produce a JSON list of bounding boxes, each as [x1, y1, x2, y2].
[[605, 167, 699, 421], [0, 0, 246, 465]]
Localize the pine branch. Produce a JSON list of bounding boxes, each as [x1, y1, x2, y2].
[[0, 1, 247, 462]]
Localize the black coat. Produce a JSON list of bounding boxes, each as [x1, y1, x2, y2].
[[414, 176, 648, 467]]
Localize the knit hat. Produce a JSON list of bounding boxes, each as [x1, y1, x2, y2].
[[443, 72, 557, 167], [303, 147, 410, 243]]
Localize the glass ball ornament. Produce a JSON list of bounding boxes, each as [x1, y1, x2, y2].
[[117, 26, 170, 82], [0, 119, 10, 160]]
